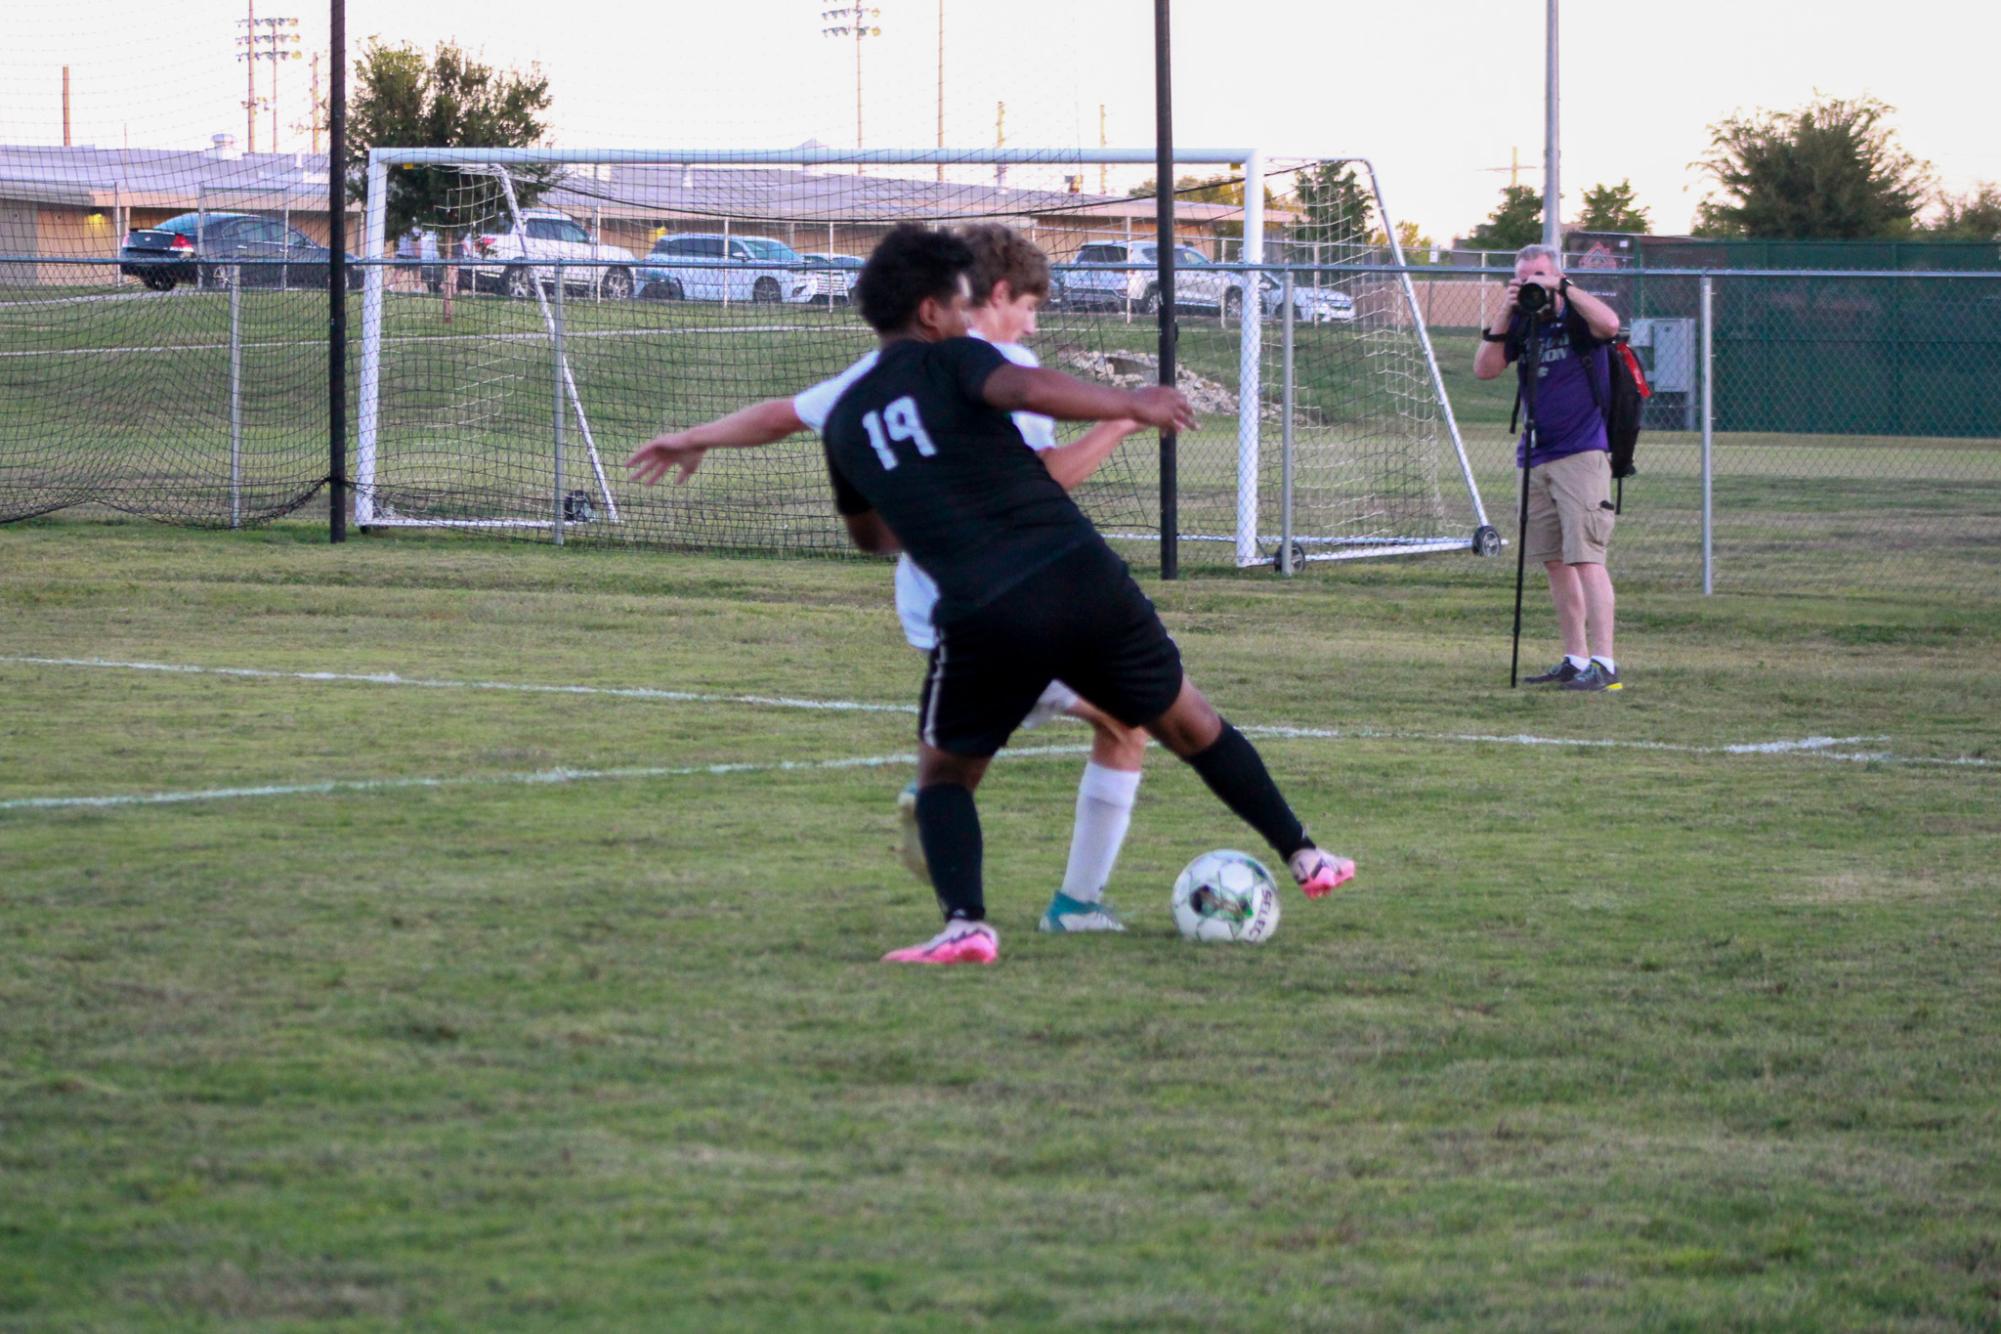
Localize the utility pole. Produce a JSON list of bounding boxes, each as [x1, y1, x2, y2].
[[1543, 0, 1561, 250], [1099, 104, 1109, 195], [820, 5, 881, 175], [935, 0, 945, 183], [62, 67, 72, 147], [301, 51, 325, 155], [994, 101, 1006, 187], [236, 5, 301, 154]]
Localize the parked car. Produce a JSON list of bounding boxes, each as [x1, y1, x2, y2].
[[1054, 241, 1249, 315], [635, 233, 821, 304], [119, 211, 360, 292], [1258, 271, 1357, 323], [457, 208, 638, 299], [798, 252, 863, 304]]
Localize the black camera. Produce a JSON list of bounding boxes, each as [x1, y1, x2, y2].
[[1516, 279, 1556, 318]]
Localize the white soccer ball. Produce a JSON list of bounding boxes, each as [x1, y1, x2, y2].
[[1171, 849, 1281, 943]]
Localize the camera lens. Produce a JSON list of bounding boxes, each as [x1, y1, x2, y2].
[[1517, 281, 1550, 314]]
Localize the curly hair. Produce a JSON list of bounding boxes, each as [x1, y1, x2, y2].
[[854, 224, 976, 333], [957, 223, 1051, 304]]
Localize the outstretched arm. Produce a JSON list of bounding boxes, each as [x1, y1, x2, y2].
[[1039, 419, 1144, 491], [984, 364, 1198, 433], [625, 397, 805, 486]]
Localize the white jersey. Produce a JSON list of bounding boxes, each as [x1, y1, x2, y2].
[[793, 333, 1057, 651]]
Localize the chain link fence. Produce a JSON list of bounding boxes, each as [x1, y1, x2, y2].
[[3, 256, 1997, 602]]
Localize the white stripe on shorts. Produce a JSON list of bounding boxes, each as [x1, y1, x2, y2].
[[921, 631, 947, 748]]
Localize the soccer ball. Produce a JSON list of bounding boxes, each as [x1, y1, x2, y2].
[[1171, 849, 1281, 943]]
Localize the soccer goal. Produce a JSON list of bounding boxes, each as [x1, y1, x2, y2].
[[354, 146, 1491, 566]]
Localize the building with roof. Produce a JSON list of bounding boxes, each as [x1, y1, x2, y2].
[[0, 140, 1269, 284]]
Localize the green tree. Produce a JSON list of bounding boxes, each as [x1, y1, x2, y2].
[[1464, 184, 1543, 251], [1289, 161, 1375, 244], [345, 39, 555, 244], [1576, 179, 1651, 233], [1693, 95, 1931, 239], [1368, 219, 1434, 258], [1924, 184, 2001, 241]]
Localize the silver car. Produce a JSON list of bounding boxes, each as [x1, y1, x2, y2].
[[636, 234, 820, 304], [1056, 241, 1248, 315]]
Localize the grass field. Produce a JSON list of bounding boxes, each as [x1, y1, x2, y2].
[[3, 518, 1999, 1329]]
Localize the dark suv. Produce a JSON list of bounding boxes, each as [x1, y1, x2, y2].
[[119, 212, 360, 292]]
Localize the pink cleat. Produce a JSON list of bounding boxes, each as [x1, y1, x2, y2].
[[881, 920, 1000, 966], [1288, 847, 1357, 899]]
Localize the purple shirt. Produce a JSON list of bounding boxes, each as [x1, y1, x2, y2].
[[1506, 308, 1610, 469]]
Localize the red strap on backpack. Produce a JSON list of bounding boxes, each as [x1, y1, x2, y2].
[[1615, 341, 1654, 399]]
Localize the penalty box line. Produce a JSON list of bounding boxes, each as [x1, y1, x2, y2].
[[1, 653, 1989, 775]]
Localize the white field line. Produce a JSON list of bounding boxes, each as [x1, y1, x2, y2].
[[0, 656, 915, 715], [0, 654, 1993, 811], [0, 744, 1092, 813], [0, 323, 830, 360]]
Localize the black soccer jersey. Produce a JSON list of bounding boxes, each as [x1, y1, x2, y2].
[[821, 336, 1103, 617]]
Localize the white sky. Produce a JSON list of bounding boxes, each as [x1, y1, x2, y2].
[[6, 0, 1999, 240]]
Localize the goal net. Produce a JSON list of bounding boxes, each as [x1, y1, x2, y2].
[[355, 146, 1490, 566]]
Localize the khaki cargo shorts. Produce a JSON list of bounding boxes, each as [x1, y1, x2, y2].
[[1524, 449, 1616, 566]]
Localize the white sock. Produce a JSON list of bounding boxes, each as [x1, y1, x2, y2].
[[1593, 656, 1617, 674], [1060, 762, 1141, 903], [1566, 654, 1591, 671]]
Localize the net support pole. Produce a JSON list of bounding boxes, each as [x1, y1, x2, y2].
[[552, 268, 566, 546], [229, 271, 243, 529], [1370, 166, 1489, 532], [1234, 148, 1263, 568], [356, 156, 386, 526], [1701, 273, 1714, 595], [1279, 269, 1295, 577], [1153, 0, 1178, 580], [327, 0, 347, 542]]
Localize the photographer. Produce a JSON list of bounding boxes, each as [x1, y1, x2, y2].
[[1474, 243, 1625, 692]]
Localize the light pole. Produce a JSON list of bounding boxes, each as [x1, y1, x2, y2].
[[235, 6, 301, 153], [1543, 0, 1561, 250], [820, 5, 881, 173]]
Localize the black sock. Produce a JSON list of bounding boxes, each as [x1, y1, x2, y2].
[[915, 783, 984, 922], [1185, 722, 1309, 860]]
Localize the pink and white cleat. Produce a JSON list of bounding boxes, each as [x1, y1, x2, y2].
[[1288, 846, 1357, 899], [881, 920, 999, 966]]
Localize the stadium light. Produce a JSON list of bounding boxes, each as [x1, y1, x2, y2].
[[236, 4, 301, 153], [819, 4, 882, 172]]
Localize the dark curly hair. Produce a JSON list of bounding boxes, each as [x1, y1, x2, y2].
[[854, 224, 975, 334]]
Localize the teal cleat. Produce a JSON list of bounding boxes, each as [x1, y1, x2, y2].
[[1037, 890, 1128, 933]]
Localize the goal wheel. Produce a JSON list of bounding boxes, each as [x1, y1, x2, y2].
[[1270, 540, 1308, 573], [1472, 524, 1503, 557]]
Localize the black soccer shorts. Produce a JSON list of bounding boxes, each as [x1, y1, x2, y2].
[[916, 539, 1185, 757]]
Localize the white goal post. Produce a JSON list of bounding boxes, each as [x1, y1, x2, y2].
[[354, 145, 1491, 564]]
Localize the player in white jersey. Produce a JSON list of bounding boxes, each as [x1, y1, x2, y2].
[[628, 225, 1146, 933]]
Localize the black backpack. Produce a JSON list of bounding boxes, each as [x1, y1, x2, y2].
[[1509, 311, 1654, 512]]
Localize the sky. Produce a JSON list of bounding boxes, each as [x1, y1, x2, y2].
[[6, 0, 2000, 242]]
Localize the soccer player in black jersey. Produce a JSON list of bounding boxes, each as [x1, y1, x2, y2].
[[815, 224, 1354, 964]]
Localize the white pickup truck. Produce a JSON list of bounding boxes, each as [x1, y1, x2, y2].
[[457, 208, 639, 300]]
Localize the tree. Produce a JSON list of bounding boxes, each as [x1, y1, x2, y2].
[[344, 39, 555, 244], [1369, 219, 1434, 258], [1692, 94, 1931, 239], [1576, 179, 1651, 233], [1290, 161, 1375, 244], [1464, 184, 1543, 252], [1924, 184, 2001, 241]]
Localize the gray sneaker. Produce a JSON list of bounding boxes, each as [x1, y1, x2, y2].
[[1562, 661, 1623, 692], [1525, 659, 1582, 685]]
